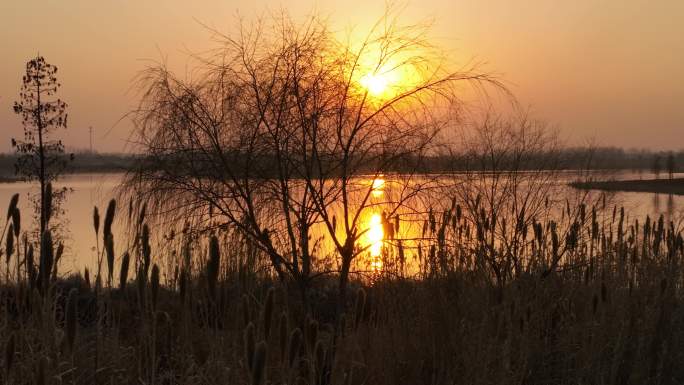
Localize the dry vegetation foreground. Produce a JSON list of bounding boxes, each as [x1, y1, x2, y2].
[[2, 257, 684, 385], [1, 203, 684, 385]]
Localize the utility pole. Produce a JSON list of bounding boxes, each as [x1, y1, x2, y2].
[[89, 126, 93, 154]]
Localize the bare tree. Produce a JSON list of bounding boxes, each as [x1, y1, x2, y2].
[[11, 56, 72, 238], [124, 11, 502, 307]]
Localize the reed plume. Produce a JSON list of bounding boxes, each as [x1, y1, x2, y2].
[[93, 206, 100, 236], [119, 252, 130, 291], [5, 224, 14, 263], [83, 267, 90, 289], [244, 322, 256, 372], [142, 224, 151, 276], [151, 263, 160, 310], [105, 233, 114, 285], [6, 194, 18, 221], [103, 199, 116, 238], [11, 207, 19, 238]]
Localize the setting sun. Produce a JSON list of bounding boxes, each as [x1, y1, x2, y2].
[[360, 72, 390, 97], [353, 51, 408, 100], [358, 67, 403, 100], [354, 54, 426, 102]]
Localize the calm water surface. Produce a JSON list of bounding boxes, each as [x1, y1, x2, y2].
[[1, 172, 683, 274]]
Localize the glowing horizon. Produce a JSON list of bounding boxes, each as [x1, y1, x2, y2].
[[1, 1, 683, 152]]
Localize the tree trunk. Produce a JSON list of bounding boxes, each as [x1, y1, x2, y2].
[[337, 250, 352, 317]]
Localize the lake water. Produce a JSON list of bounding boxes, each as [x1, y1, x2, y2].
[[1, 171, 683, 275]]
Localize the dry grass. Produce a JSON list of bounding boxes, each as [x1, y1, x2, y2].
[[0, 194, 683, 385]]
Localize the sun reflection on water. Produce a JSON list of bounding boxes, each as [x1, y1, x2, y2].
[[371, 177, 385, 197], [367, 213, 384, 271], [368, 213, 384, 255]]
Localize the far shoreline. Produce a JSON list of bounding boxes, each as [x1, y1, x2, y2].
[[0, 169, 127, 184], [570, 178, 684, 196], [0, 176, 19, 184]]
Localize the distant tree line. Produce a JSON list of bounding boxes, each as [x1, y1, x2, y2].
[[1, 146, 681, 178], [0, 151, 137, 178], [571, 147, 680, 174]]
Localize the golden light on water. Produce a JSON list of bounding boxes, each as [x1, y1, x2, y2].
[[371, 177, 385, 190], [367, 213, 384, 258], [366, 177, 388, 270], [371, 177, 385, 197]]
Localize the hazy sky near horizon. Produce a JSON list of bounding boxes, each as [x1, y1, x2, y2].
[[1, 0, 683, 153]]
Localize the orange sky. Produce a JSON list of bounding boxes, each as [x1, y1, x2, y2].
[[1, 0, 683, 152]]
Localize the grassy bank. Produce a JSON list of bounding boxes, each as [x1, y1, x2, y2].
[[571, 178, 684, 195], [4, 264, 684, 385]]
